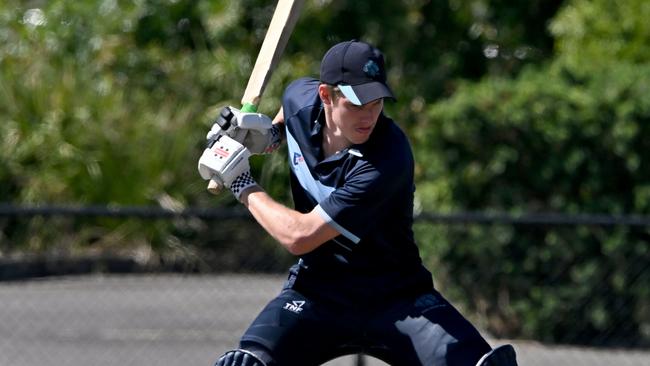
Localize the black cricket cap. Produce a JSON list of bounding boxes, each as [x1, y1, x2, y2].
[[319, 40, 395, 106]]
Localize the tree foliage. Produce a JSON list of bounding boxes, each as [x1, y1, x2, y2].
[[414, 62, 650, 346], [0, 0, 560, 249], [413, 0, 650, 346], [550, 0, 650, 72]]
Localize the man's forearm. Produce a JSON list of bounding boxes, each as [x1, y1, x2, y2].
[[239, 186, 338, 255]]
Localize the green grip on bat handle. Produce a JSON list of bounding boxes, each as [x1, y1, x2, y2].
[[241, 103, 258, 113]]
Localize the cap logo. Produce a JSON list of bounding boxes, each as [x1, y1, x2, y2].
[[363, 59, 381, 79]]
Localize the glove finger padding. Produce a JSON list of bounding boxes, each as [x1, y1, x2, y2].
[[241, 124, 282, 154], [230, 107, 282, 154], [231, 108, 273, 133], [206, 106, 283, 155], [207, 121, 248, 146]]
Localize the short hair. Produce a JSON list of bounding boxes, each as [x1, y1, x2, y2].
[[324, 84, 343, 102]]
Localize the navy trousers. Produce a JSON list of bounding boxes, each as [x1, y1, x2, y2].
[[239, 288, 491, 366]]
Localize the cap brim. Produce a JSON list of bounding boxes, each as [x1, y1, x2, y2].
[[338, 82, 395, 106]]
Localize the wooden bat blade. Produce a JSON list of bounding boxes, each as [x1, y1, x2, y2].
[[240, 0, 305, 108], [208, 0, 304, 196]]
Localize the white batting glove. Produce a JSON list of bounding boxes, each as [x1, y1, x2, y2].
[[207, 107, 283, 155], [241, 123, 283, 154], [198, 135, 258, 200]]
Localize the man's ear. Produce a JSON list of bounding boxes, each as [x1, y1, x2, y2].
[[318, 84, 333, 105]]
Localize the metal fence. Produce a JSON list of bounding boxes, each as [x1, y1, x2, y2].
[[3, 203, 650, 226], [1, 204, 649, 366]]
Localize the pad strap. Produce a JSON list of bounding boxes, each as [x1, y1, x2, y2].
[[215, 349, 267, 366], [475, 344, 518, 366]]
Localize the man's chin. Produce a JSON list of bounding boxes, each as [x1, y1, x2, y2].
[[351, 131, 374, 144], [350, 136, 371, 145]]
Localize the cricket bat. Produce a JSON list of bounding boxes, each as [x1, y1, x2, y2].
[[208, 0, 305, 194]]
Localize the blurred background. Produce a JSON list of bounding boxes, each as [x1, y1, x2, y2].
[[1, 0, 649, 365]]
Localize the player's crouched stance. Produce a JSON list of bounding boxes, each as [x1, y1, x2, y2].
[[200, 39, 519, 366]]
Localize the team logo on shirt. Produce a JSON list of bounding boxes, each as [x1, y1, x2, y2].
[[293, 152, 304, 165], [283, 300, 305, 314]]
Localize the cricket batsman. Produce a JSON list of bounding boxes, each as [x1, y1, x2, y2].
[[198, 39, 518, 366]]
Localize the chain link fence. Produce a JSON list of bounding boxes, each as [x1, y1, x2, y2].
[[1, 204, 649, 366]]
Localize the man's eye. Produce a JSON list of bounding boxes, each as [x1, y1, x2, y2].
[[346, 102, 362, 110]]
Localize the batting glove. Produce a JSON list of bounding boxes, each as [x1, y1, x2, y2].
[[198, 135, 258, 200], [207, 106, 283, 155]]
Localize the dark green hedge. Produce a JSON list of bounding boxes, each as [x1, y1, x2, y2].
[[413, 62, 650, 346]]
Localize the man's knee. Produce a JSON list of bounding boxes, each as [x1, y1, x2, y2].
[[214, 346, 274, 366], [475, 344, 518, 366]]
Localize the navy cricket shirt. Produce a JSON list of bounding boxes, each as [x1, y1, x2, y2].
[[281, 77, 433, 305]]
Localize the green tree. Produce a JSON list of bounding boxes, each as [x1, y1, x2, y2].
[[412, 0, 650, 346], [550, 0, 650, 72], [0, 0, 564, 247]]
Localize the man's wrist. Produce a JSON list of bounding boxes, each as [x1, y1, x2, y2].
[[238, 184, 263, 206]]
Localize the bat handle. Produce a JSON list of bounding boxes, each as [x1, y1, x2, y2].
[[207, 178, 224, 195], [240, 102, 258, 113]]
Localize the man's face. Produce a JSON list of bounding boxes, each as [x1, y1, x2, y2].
[[329, 95, 384, 145]]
